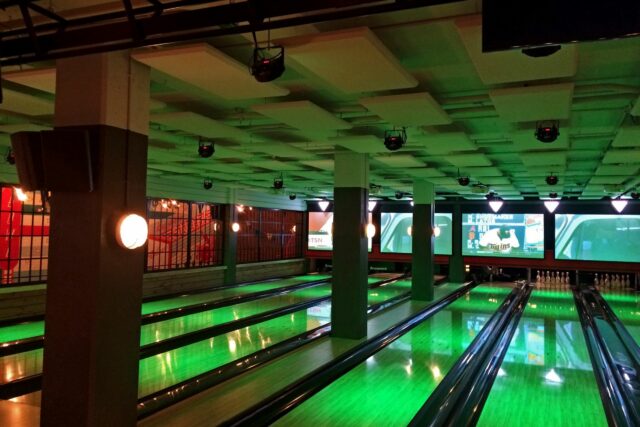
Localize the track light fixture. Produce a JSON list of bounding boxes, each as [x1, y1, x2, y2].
[[250, 31, 285, 82], [383, 128, 407, 151], [198, 139, 215, 158], [535, 121, 560, 143]]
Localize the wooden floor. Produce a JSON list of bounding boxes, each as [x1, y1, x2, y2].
[[0, 399, 40, 426]]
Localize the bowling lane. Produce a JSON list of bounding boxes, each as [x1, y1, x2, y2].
[[476, 289, 607, 427], [0, 274, 334, 345], [599, 290, 640, 345], [273, 284, 512, 427], [137, 279, 415, 398]]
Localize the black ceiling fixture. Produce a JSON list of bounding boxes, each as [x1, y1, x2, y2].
[[198, 139, 215, 158], [394, 191, 404, 199], [384, 128, 407, 151], [522, 45, 561, 58], [632, 192, 639, 200], [289, 193, 296, 200], [0, 0, 462, 67], [273, 174, 284, 190], [535, 121, 560, 143], [203, 178, 213, 190], [549, 191, 558, 199], [5, 148, 15, 165], [457, 176, 470, 186], [250, 30, 285, 83], [545, 174, 559, 186]]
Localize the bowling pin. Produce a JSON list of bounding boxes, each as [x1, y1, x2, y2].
[[594, 273, 599, 287]]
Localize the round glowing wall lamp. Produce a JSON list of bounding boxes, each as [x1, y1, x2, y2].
[[433, 226, 441, 237], [116, 213, 148, 250], [366, 223, 376, 239], [231, 222, 240, 232]]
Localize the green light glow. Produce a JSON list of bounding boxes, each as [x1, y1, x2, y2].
[[476, 289, 607, 427], [274, 285, 512, 426], [601, 290, 640, 346]]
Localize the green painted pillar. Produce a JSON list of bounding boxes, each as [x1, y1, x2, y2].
[[450, 201, 465, 282], [223, 203, 238, 285], [41, 52, 149, 427], [412, 180, 435, 301], [331, 151, 369, 339]]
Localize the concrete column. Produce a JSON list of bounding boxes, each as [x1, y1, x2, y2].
[[412, 180, 435, 301], [223, 203, 238, 285], [41, 52, 149, 427], [450, 201, 465, 282], [331, 151, 368, 339]]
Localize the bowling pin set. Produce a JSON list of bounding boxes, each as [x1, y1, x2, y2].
[[535, 270, 571, 287], [593, 273, 632, 289]]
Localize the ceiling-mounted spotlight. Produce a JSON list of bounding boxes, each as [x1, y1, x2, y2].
[[545, 174, 559, 186], [289, 193, 296, 200], [395, 191, 404, 200], [632, 191, 640, 200], [5, 148, 15, 165], [250, 30, 285, 83], [522, 45, 561, 58], [198, 139, 215, 158], [383, 128, 407, 151], [535, 121, 560, 143], [203, 178, 213, 190], [612, 197, 628, 214], [549, 192, 558, 199], [458, 176, 470, 186], [273, 176, 284, 190]]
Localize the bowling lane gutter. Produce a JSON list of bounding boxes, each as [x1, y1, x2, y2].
[[409, 281, 532, 426], [0, 275, 406, 401], [573, 285, 640, 426], [0, 274, 347, 358], [220, 280, 477, 427]]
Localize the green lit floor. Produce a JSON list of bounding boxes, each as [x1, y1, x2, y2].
[[0, 274, 333, 345], [476, 289, 608, 427], [274, 284, 512, 426], [600, 290, 640, 345]]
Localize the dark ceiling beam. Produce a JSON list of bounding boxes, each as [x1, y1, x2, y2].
[[0, 0, 460, 66]]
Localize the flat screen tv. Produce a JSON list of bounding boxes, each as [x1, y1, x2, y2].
[[307, 212, 372, 251], [555, 214, 640, 262], [380, 212, 452, 255], [462, 213, 544, 259]]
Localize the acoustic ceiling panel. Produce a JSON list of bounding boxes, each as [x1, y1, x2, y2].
[[151, 112, 247, 140], [612, 126, 640, 147], [489, 83, 574, 122], [459, 166, 503, 177], [595, 164, 638, 176], [602, 149, 640, 164], [1, 90, 54, 116], [455, 16, 577, 85], [245, 159, 305, 171], [403, 168, 446, 178], [374, 154, 424, 168], [332, 135, 388, 154], [242, 142, 317, 159], [421, 132, 475, 154], [251, 101, 351, 131], [359, 92, 451, 127], [520, 151, 567, 168], [300, 159, 334, 171], [286, 27, 417, 93], [446, 153, 492, 167], [589, 176, 629, 185], [4, 67, 56, 93], [133, 43, 288, 100]]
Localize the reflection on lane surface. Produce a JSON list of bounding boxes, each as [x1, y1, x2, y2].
[[477, 289, 607, 427], [600, 290, 640, 345], [274, 284, 513, 427]]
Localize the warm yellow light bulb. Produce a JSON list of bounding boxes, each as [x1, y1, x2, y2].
[[116, 214, 148, 249]]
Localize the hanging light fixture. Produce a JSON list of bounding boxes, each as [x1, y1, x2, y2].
[[544, 200, 560, 213], [318, 200, 329, 212], [611, 198, 628, 213]]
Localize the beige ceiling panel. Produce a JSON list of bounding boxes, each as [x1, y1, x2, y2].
[[0, 123, 51, 133], [203, 163, 254, 174], [612, 126, 640, 148], [300, 159, 334, 171], [4, 67, 56, 93], [446, 154, 492, 167], [148, 163, 196, 174], [455, 16, 577, 85], [595, 164, 638, 176], [421, 132, 476, 154], [489, 83, 574, 122], [333, 135, 388, 153], [602, 149, 640, 164], [211, 146, 253, 159], [510, 129, 569, 151], [589, 176, 629, 185], [151, 112, 247, 140], [459, 166, 503, 177], [245, 159, 305, 171], [252, 101, 351, 131], [286, 27, 417, 93], [1, 90, 54, 116], [521, 151, 567, 168], [374, 154, 424, 168], [241, 142, 318, 159], [133, 43, 288, 100], [359, 92, 450, 126], [404, 168, 446, 178]]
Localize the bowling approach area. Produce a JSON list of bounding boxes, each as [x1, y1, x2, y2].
[[0, 1, 640, 426]]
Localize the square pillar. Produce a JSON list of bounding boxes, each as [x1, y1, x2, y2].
[[412, 180, 435, 301], [449, 201, 465, 282], [223, 204, 238, 285]]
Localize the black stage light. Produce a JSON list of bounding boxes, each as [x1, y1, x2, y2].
[[5, 148, 15, 165], [535, 121, 559, 143], [289, 193, 296, 200], [384, 128, 407, 151], [522, 45, 562, 58], [395, 191, 403, 199], [198, 140, 215, 158], [632, 192, 639, 200], [203, 179, 213, 190], [458, 176, 470, 186], [545, 174, 559, 186], [273, 177, 284, 190], [549, 192, 558, 199], [250, 46, 285, 83]]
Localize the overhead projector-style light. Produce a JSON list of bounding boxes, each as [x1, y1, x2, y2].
[[544, 200, 560, 213], [384, 128, 407, 151], [612, 198, 628, 214]]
